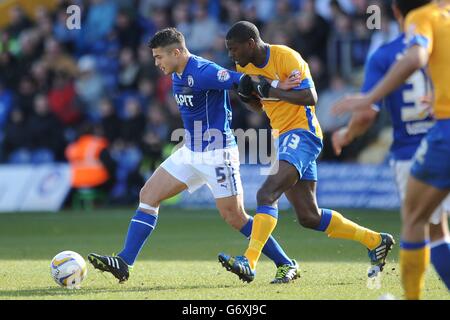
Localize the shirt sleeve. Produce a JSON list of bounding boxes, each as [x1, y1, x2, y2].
[[281, 50, 315, 91], [197, 62, 243, 91], [405, 9, 433, 54], [361, 49, 387, 111]]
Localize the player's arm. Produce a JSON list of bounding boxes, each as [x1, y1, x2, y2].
[[332, 10, 432, 115], [249, 50, 318, 106], [332, 107, 378, 156], [332, 45, 389, 155], [332, 47, 428, 115], [265, 83, 317, 106], [237, 73, 301, 113]]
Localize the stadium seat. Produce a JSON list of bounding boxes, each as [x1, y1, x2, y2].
[[71, 188, 106, 211]]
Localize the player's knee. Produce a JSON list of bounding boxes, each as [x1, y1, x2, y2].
[[219, 207, 247, 230], [139, 185, 160, 208], [297, 212, 321, 229], [402, 202, 430, 226], [256, 188, 277, 207]]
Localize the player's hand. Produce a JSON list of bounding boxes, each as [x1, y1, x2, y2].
[[277, 72, 301, 90], [249, 75, 271, 98], [420, 94, 434, 117], [331, 127, 351, 156], [237, 74, 254, 102], [331, 94, 372, 116]]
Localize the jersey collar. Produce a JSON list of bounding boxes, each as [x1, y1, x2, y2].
[[255, 44, 270, 68]]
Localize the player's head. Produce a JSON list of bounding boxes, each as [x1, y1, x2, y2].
[[225, 21, 263, 67], [391, 0, 431, 25], [149, 27, 188, 75]]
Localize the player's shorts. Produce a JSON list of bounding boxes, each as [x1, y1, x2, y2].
[[411, 120, 450, 190], [277, 129, 323, 181], [160, 145, 243, 199], [392, 159, 450, 225]]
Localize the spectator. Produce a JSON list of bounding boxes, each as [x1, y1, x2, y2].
[[121, 97, 146, 145], [99, 98, 121, 144], [117, 47, 140, 91], [315, 74, 355, 134], [65, 123, 112, 189], [78, 0, 117, 53], [27, 94, 65, 162], [42, 37, 78, 77], [75, 55, 105, 121], [136, 43, 159, 81], [185, 5, 219, 54], [291, 0, 330, 64], [15, 76, 37, 118], [114, 9, 142, 50], [47, 71, 82, 126], [0, 52, 20, 90], [2, 108, 30, 163], [0, 82, 14, 130], [6, 6, 32, 38]]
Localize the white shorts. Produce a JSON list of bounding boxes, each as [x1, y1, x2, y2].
[[392, 159, 450, 225], [160, 145, 243, 199]]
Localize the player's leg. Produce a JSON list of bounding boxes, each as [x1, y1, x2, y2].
[[239, 160, 299, 272], [429, 210, 450, 290], [236, 130, 319, 272], [88, 147, 200, 282], [216, 194, 299, 283], [116, 166, 188, 264], [284, 177, 393, 276], [400, 124, 450, 299], [400, 176, 449, 299], [203, 147, 298, 282], [216, 160, 298, 282]]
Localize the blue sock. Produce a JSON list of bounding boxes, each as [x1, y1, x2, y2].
[[118, 210, 158, 266], [315, 208, 333, 231], [431, 239, 450, 290], [240, 216, 292, 267]]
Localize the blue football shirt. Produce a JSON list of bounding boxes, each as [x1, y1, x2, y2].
[[361, 34, 434, 160], [171, 55, 242, 152]]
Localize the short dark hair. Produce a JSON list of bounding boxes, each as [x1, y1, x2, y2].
[[393, 0, 431, 17], [226, 21, 261, 43], [148, 27, 185, 49]]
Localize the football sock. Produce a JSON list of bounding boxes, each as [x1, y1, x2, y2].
[[244, 206, 278, 270], [316, 209, 382, 250], [118, 209, 158, 266], [400, 240, 430, 300], [430, 238, 450, 290], [240, 216, 292, 267]]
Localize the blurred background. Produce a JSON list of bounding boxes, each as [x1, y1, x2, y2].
[[0, 0, 400, 210]]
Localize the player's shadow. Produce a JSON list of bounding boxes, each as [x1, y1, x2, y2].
[[0, 283, 240, 298]]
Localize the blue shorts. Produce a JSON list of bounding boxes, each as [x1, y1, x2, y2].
[[411, 120, 450, 189], [277, 129, 323, 181]]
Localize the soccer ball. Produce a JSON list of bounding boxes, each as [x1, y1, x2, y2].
[[50, 251, 87, 289]]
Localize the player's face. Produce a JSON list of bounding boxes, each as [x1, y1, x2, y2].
[[152, 47, 178, 75], [225, 39, 253, 67]]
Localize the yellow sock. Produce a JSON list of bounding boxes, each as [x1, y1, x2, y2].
[[400, 244, 430, 300], [244, 213, 277, 270], [324, 210, 382, 250]]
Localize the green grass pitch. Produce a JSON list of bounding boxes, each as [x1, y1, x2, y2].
[[0, 208, 447, 300]]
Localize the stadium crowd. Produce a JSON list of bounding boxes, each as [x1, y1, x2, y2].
[[0, 0, 398, 203]]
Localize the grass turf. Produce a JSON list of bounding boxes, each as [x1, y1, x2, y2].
[[0, 208, 447, 300]]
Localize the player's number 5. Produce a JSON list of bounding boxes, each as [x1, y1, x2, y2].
[[215, 167, 226, 183]]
